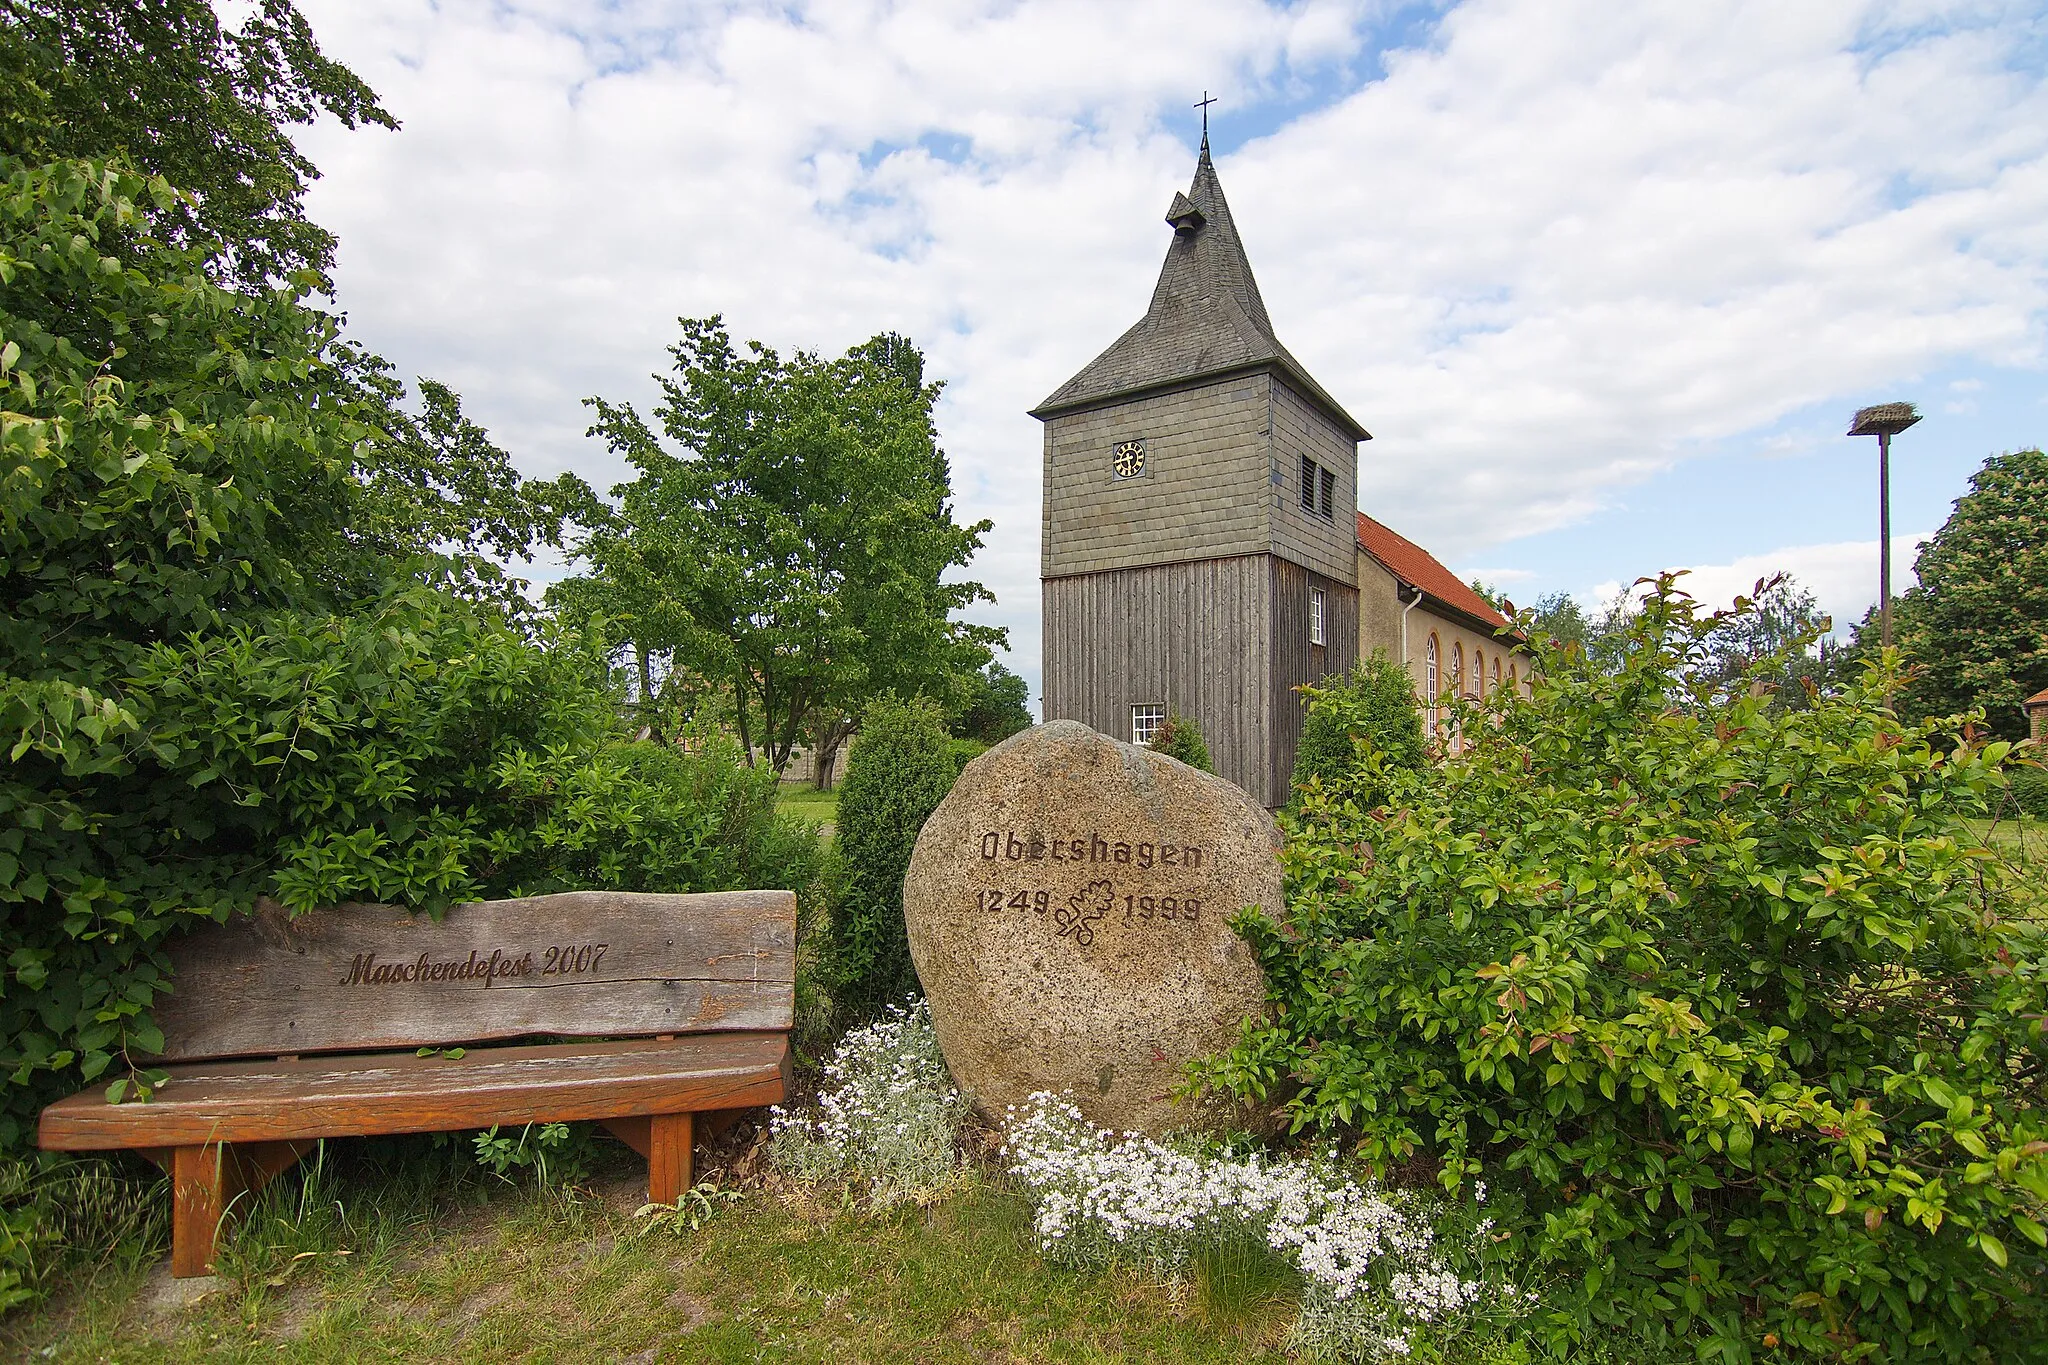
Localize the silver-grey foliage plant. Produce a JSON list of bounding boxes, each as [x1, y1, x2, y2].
[[767, 999, 969, 1206]]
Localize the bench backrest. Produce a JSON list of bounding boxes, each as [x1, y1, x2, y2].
[[149, 889, 797, 1064]]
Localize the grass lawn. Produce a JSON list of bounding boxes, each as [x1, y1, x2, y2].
[[7, 1138, 1308, 1364], [776, 783, 839, 829], [1968, 813, 2046, 919]]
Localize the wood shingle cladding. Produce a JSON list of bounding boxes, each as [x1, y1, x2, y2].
[[1036, 135, 1367, 807]]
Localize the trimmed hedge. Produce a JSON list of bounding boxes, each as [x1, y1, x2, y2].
[[820, 695, 956, 1016]]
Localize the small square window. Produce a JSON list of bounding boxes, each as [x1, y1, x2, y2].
[[1131, 704, 1166, 747], [1310, 587, 1325, 646], [1299, 455, 1316, 511], [1318, 466, 1335, 518]]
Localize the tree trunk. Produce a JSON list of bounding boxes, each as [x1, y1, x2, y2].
[[636, 646, 664, 746], [813, 713, 856, 790], [734, 667, 755, 767]]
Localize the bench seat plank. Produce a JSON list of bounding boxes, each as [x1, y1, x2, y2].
[[38, 1034, 789, 1151]]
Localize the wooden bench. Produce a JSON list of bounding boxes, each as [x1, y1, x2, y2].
[[38, 889, 794, 1277]]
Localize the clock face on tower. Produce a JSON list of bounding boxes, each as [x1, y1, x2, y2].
[[1112, 439, 1146, 480]]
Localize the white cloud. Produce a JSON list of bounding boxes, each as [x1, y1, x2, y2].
[[1587, 532, 1930, 629], [288, 0, 2048, 706]]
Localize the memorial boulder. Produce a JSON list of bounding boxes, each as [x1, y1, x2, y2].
[[903, 721, 1281, 1134]]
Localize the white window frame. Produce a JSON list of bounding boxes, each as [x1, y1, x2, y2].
[[1309, 587, 1325, 646], [1424, 636, 1440, 735], [1131, 704, 1166, 747]]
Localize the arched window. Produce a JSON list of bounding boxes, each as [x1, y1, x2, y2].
[[1425, 635, 1440, 734], [1448, 642, 1463, 750], [1509, 661, 1518, 691], [1493, 656, 1502, 690], [1472, 648, 1485, 697]]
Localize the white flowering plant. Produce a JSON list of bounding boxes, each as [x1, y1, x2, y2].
[[1002, 1093, 1530, 1363], [767, 998, 970, 1206]]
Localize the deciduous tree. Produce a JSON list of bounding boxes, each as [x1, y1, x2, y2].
[[0, 0, 395, 289], [1693, 572, 1838, 710], [1896, 449, 2048, 738], [947, 660, 1032, 746], [563, 318, 1003, 768]]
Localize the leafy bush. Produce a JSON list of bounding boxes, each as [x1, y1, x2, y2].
[[819, 694, 955, 1014], [4, 584, 823, 1143], [948, 737, 989, 774], [1289, 651, 1425, 806], [1208, 576, 2048, 1361], [0, 156, 665, 1148], [2010, 761, 2048, 819], [768, 999, 968, 1205], [1151, 711, 1212, 772]]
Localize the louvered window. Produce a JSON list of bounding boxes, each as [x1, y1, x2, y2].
[[1299, 457, 1335, 521]]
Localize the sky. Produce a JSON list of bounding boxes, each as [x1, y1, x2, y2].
[[288, 0, 2048, 713]]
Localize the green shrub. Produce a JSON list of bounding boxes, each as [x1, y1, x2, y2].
[[820, 695, 956, 1015], [1288, 650, 1425, 806], [2010, 760, 2048, 819], [0, 156, 674, 1154], [947, 737, 989, 774], [1206, 575, 2048, 1361], [3, 586, 825, 1143], [1150, 712, 1212, 771]]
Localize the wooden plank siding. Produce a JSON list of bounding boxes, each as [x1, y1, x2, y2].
[[1268, 559, 1359, 803], [1041, 554, 1275, 805]]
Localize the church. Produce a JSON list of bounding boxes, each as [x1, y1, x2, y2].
[[1033, 131, 1523, 807]]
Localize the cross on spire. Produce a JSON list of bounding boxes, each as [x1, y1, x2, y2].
[[1195, 91, 1216, 147]]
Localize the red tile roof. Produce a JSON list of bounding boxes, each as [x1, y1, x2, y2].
[[2027, 686, 2048, 709], [1355, 512, 1515, 635]]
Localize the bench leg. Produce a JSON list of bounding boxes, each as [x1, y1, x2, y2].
[[647, 1113, 693, 1206], [166, 1140, 315, 1278], [170, 1144, 236, 1278]]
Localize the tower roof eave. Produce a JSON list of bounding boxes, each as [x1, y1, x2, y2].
[[1030, 353, 1371, 442]]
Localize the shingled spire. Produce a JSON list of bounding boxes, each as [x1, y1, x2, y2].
[[1032, 141, 1368, 441]]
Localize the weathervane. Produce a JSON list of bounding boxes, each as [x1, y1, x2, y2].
[[1195, 91, 1216, 145]]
